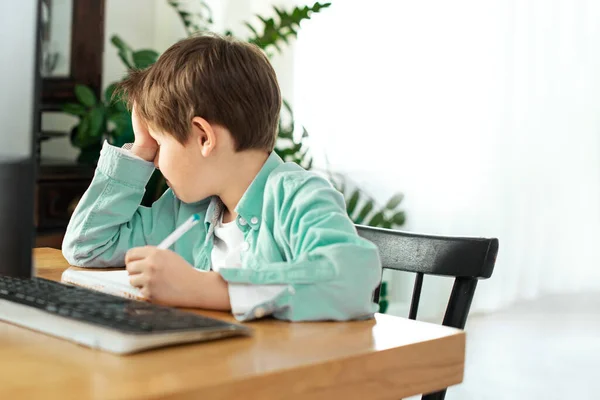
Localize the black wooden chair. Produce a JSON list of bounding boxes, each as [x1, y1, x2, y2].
[[356, 225, 499, 400]]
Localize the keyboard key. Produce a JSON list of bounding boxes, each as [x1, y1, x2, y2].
[[58, 307, 71, 316]]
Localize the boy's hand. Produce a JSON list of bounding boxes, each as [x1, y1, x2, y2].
[[125, 246, 231, 310], [130, 104, 158, 162]]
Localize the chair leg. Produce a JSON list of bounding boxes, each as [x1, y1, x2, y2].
[[422, 388, 446, 400], [373, 282, 382, 304]]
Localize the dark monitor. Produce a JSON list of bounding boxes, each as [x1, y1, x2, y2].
[[0, 0, 40, 278]]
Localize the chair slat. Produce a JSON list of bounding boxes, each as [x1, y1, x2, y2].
[[408, 272, 424, 320], [442, 277, 478, 329]]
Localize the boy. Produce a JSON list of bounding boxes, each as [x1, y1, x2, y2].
[[62, 34, 382, 321]]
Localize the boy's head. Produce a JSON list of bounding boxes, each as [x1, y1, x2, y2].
[[120, 34, 281, 151], [118, 34, 282, 202]]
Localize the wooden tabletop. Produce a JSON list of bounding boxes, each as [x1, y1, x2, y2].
[[0, 248, 466, 400]]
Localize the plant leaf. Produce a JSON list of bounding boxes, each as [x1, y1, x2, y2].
[[74, 115, 91, 147], [354, 201, 374, 224], [244, 22, 258, 37], [104, 83, 118, 103], [306, 157, 313, 170], [117, 50, 134, 70], [338, 177, 346, 194], [62, 103, 86, 117], [108, 110, 133, 141], [282, 99, 293, 115], [276, 147, 299, 158], [111, 35, 134, 69], [179, 11, 191, 27], [113, 98, 128, 113], [392, 211, 406, 226], [133, 49, 159, 69], [167, 0, 213, 35], [346, 189, 360, 217], [277, 129, 293, 140], [385, 193, 404, 210], [111, 35, 129, 52], [367, 211, 385, 227], [248, 3, 331, 55], [76, 144, 102, 165], [89, 106, 105, 138], [74, 85, 96, 107]]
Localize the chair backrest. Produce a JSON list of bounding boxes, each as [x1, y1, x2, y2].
[[356, 225, 499, 330]]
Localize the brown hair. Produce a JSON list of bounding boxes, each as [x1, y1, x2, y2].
[[118, 34, 281, 151]]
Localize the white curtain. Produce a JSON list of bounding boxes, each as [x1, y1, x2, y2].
[[294, 0, 600, 317]]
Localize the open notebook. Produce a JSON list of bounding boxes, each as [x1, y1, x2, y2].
[[61, 268, 146, 301]]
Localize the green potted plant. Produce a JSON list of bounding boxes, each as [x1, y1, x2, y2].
[[62, 83, 133, 164]]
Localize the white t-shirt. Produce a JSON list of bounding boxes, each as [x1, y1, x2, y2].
[[211, 214, 245, 271], [211, 214, 286, 316]]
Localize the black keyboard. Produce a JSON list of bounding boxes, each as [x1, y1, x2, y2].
[[0, 275, 239, 334]]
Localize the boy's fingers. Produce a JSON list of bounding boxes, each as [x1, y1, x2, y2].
[[128, 272, 147, 288], [126, 260, 145, 275], [125, 246, 155, 263]]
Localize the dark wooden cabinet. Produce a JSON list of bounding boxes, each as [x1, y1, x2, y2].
[[35, 160, 94, 248], [34, 0, 105, 249]]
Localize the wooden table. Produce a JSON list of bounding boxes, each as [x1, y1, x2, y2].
[[0, 248, 466, 399]]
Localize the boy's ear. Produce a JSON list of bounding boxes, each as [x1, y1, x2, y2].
[[191, 117, 216, 157]]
